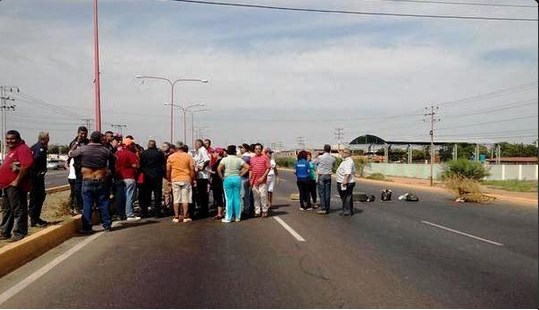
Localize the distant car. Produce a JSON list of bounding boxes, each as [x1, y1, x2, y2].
[[46, 160, 62, 170]]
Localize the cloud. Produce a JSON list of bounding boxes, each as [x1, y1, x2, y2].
[[1, 0, 537, 147]]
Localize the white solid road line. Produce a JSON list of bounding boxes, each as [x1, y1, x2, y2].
[[273, 216, 306, 242], [421, 220, 504, 246], [0, 231, 104, 305]]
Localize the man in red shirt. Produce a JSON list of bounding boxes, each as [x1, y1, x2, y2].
[[0, 130, 34, 241], [115, 138, 140, 221], [249, 143, 271, 218]]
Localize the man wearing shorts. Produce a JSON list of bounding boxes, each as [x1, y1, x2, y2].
[[166, 142, 195, 223]]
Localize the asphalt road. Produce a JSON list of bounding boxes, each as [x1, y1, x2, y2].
[[44, 169, 69, 189], [0, 171, 537, 308]]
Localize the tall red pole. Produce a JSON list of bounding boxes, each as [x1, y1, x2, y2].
[[93, 0, 102, 132]]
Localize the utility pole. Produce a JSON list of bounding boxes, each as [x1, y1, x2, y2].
[[1, 86, 19, 161], [296, 136, 305, 150], [424, 106, 440, 186], [334, 127, 344, 151], [277, 141, 284, 152], [82, 118, 94, 131], [110, 124, 127, 135]]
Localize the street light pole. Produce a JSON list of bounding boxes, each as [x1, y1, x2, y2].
[[189, 109, 209, 147], [164, 103, 205, 145], [136, 75, 208, 143]]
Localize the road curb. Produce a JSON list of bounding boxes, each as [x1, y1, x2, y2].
[[0, 215, 81, 278], [45, 185, 70, 195]]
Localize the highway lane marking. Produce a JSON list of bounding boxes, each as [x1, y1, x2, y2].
[[0, 231, 104, 305], [421, 220, 504, 246], [273, 216, 306, 242]]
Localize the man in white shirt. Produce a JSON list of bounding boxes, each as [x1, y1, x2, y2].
[[194, 139, 211, 218], [335, 148, 356, 216], [312, 144, 336, 215]]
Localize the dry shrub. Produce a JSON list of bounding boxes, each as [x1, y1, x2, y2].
[[52, 197, 72, 218], [444, 174, 496, 204], [43, 192, 72, 222]]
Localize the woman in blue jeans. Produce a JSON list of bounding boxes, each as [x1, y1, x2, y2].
[[218, 145, 250, 223]]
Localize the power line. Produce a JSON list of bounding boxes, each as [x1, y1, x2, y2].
[[169, 0, 538, 22], [437, 128, 538, 137], [13, 92, 115, 127], [437, 114, 538, 131], [375, 0, 536, 8], [438, 81, 538, 107], [13, 94, 86, 120], [443, 98, 537, 118]]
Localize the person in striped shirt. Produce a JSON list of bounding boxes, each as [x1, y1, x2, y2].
[[249, 143, 271, 218]]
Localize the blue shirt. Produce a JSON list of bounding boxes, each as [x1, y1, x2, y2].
[[295, 159, 310, 180], [30, 142, 48, 174]]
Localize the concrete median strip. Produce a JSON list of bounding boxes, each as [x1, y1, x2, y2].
[[0, 215, 82, 278]]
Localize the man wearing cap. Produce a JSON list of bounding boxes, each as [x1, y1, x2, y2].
[[115, 137, 141, 222], [68, 126, 90, 217], [69, 131, 115, 233], [105, 132, 122, 218]]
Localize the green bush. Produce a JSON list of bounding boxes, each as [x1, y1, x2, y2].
[[354, 157, 368, 177], [366, 173, 386, 180], [333, 157, 343, 173], [442, 159, 489, 180], [275, 157, 296, 168]]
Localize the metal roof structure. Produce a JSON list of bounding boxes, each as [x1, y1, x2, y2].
[[348, 134, 497, 147]]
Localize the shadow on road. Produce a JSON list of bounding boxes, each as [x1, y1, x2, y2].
[[269, 210, 289, 216], [270, 203, 291, 210], [112, 220, 160, 232]]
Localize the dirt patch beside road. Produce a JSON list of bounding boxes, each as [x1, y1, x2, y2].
[[0, 191, 72, 248]]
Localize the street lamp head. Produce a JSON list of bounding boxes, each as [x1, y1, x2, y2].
[[136, 75, 143, 79], [201, 79, 209, 83]]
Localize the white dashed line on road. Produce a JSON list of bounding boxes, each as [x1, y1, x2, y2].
[[421, 220, 504, 246], [273, 216, 306, 242]]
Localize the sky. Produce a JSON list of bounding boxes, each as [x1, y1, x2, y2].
[[0, 0, 537, 149]]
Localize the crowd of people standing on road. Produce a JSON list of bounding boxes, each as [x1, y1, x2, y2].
[[1, 126, 356, 241]]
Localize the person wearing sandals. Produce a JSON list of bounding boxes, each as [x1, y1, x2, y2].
[[218, 145, 250, 223], [166, 142, 196, 223]]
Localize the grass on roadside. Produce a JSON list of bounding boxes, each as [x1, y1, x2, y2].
[[482, 180, 538, 192], [365, 173, 387, 181], [0, 191, 72, 248]]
